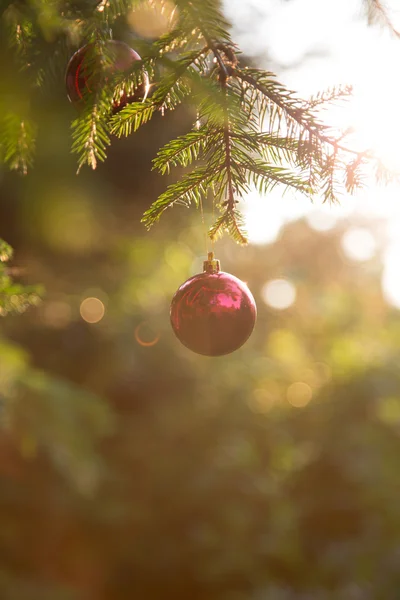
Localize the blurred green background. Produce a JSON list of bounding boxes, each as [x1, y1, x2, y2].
[[2, 7, 400, 599]]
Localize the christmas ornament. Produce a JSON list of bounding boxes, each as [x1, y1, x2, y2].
[[65, 40, 148, 111], [170, 253, 257, 356]]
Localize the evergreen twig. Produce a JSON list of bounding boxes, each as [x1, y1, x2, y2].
[[1, 0, 397, 243]]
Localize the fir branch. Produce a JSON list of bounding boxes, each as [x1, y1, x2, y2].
[[3, 4, 35, 63], [305, 85, 353, 110], [175, 0, 232, 44], [234, 67, 364, 160], [242, 161, 312, 196], [153, 25, 202, 54], [1, 114, 37, 174], [375, 158, 400, 185], [0, 241, 13, 263], [365, 0, 400, 38], [150, 49, 207, 105], [0, 239, 42, 317], [153, 125, 211, 174], [99, 0, 140, 21], [345, 156, 367, 193], [191, 35, 248, 243], [235, 68, 325, 142], [71, 90, 112, 171], [230, 132, 308, 167], [141, 165, 218, 228], [319, 152, 338, 203], [208, 208, 247, 245], [110, 100, 156, 137], [109, 48, 209, 137], [2, 0, 396, 245], [221, 71, 236, 217], [71, 40, 122, 170]]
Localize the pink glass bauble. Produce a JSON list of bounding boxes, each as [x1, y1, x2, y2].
[[65, 40, 148, 111], [170, 256, 256, 356]]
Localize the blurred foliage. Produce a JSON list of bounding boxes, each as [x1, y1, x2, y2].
[[1, 1, 400, 600], [3, 161, 400, 599], [0, 239, 42, 316]]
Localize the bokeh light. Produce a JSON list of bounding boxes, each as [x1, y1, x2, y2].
[[306, 209, 338, 232], [341, 227, 377, 262], [127, 0, 178, 38], [262, 279, 297, 310], [134, 321, 161, 347], [80, 297, 105, 324], [287, 382, 313, 408]]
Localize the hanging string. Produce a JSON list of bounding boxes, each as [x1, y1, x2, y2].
[[211, 188, 215, 250], [195, 112, 210, 256], [199, 194, 209, 257]]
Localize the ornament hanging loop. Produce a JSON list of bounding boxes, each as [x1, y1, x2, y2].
[[203, 251, 220, 274]]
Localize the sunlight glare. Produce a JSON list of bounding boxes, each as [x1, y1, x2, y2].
[[262, 279, 296, 310], [306, 209, 338, 232], [242, 191, 283, 245], [382, 242, 400, 309], [341, 227, 377, 262], [227, 0, 400, 268]]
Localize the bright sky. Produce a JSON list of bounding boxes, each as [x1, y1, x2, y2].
[[222, 0, 400, 309]]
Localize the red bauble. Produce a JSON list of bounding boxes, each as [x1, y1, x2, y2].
[[65, 40, 148, 111], [170, 254, 257, 356]]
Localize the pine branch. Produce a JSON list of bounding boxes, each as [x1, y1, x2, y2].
[[143, 33, 341, 241], [150, 50, 207, 105], [175, 0, 232, 44], [72, 91, 112, 171], [2, 0, 397, 244], [221, 68, 237, 223], [109, 47, 209, 138], [0, 241, 13, 263], [70, 40, 121, 170], [365, 0, 400, 38], [236, 68, 373, 162], [208, 208, 247, 245], [100, 0, 141, 21], [243, 161, 312, 196], [3, 3, 35, 65], [319, 153, 338, 203], [110, 100, 156, 137], [153, 125, 211, 174], [375, 157, 400, 185], [305, 85, 353, 110], [141, 165, 218, 228], [235, 68, 329, 146], [345, 156, 367, 193], [182, 26, 249, 244], [230, 132, 306, 168], [0, 239, 42, 317], [0, 113, 37, 174]]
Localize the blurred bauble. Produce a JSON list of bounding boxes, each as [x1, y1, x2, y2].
[[170, 254, 257, 356], [65, 40, 149, 111]]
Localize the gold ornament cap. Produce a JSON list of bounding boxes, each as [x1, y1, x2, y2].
[[203, 251, 220, 274]]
